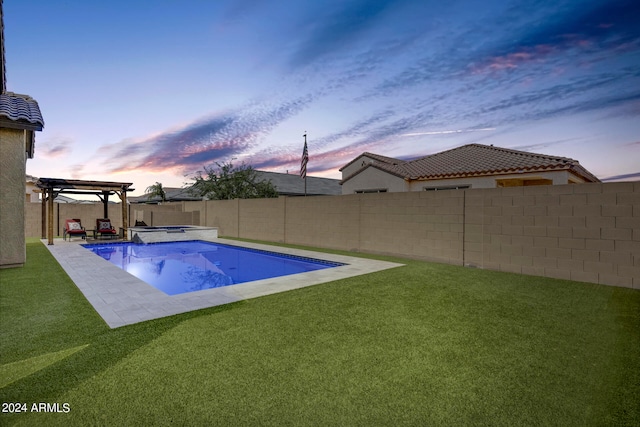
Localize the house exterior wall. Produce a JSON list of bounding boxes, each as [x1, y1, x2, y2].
[[407, 171, 574, 191], [341, 166, 408, 194], [26, 180, 39, 202], [1, 128, 27, 267], [342, 166, 592, 195], [340, 154, 380, 178]]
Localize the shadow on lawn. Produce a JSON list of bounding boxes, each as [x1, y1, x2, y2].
[[0, 298, 244, 407]]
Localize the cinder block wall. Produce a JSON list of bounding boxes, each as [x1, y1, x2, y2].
[[25, 202, 125, 237], [197, 199, 239, 237], [146, 211, 199, 226], [131, 203, 183, 226], [24, 182, 639, 288], [24, 200, 42, 238], [285, 194, 361, 251], [358, 191, 464, 263], [464, 182, 639, 288], [58, 204, 122, 236], [239, 197, 286, 242]]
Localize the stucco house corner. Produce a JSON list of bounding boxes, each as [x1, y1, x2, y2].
[[0, 2, 45, 268]]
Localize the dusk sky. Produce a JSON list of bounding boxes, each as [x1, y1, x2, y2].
[[4, 0, 639, 195]]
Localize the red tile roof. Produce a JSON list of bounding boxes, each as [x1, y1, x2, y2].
[[342, 144, 600, 183]]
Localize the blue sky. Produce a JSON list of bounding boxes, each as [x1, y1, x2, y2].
[[4, 0, 639, 195]]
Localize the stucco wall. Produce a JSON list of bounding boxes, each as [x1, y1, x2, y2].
[[341, 166, 408, 194], [406, 171, 573, 191], [343, 170, 577, 195], [1, 128, 27, 267], [340, 154, 380, 178]]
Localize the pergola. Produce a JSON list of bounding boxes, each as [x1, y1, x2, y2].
[[36, 178, 134, 245]]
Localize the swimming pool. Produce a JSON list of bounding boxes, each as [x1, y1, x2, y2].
[[83, 240, 345, 295]]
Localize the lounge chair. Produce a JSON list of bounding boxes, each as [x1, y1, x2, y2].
[[63, 218, 87, 241], [96, 218, 118, 239]]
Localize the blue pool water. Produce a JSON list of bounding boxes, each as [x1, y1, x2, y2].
[[83, 241, 344, 295]]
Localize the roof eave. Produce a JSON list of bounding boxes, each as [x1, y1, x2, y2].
[[340, 163, 408, 184], [410, 165, 589, 181], [0, 117, 43, 131]]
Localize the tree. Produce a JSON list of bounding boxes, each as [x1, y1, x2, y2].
[[189, 162, 278, 200], [145, 182, 167, 202]]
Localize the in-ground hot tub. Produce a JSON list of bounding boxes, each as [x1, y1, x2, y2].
[[129, 225, 218, 243]]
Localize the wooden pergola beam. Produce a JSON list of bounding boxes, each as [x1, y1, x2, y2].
[[36, 178, 134, 245]]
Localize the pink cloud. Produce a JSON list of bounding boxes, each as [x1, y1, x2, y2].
[[469, 45, 554, 75], [39, 138, 74, 159]]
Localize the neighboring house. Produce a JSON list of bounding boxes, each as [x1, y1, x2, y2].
[[129, 186, 202, 204], [255, 171, 341, 196], [1, 3, 45, 267], [26, 174, 39, 202], [131, 171, 341, 203], [340, 143, 600, 194]]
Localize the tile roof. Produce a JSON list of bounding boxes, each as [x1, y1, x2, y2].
[[256, 170, 341, 196], [342, 144, 600, 183], [132, 172, 341, 202], [0, 92, 44, 129], [130, 187, 202, 203]]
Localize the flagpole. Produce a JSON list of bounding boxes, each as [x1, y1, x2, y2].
[[303, 133, 307, 196]]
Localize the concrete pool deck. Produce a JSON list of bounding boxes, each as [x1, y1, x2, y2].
[[43, 238, 404, 328]]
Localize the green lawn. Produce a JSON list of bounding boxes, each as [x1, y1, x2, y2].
[[0, 239, 638, 426]]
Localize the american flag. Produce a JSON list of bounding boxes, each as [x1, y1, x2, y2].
[[300, 135, 308, 179]]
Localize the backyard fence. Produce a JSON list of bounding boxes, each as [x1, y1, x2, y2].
[[25, 181, 639, 288]]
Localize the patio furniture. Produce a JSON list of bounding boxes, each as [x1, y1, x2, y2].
[[96, 218, 118, 239], [63, 219, 87, 241]]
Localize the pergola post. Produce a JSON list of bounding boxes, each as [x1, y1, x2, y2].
[[119, 189, 128, 240], [102, 191, 110, 218], [41, 192, 46, 239], [47, 188, 54, 245]]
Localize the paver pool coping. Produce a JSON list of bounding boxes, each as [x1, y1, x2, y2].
[[43, 238, 404, 328]]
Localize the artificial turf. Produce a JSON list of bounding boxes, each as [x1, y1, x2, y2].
[[0, 239, 638, 426]]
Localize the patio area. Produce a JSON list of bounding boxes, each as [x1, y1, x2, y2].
[[43, 238, 403, 328]]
